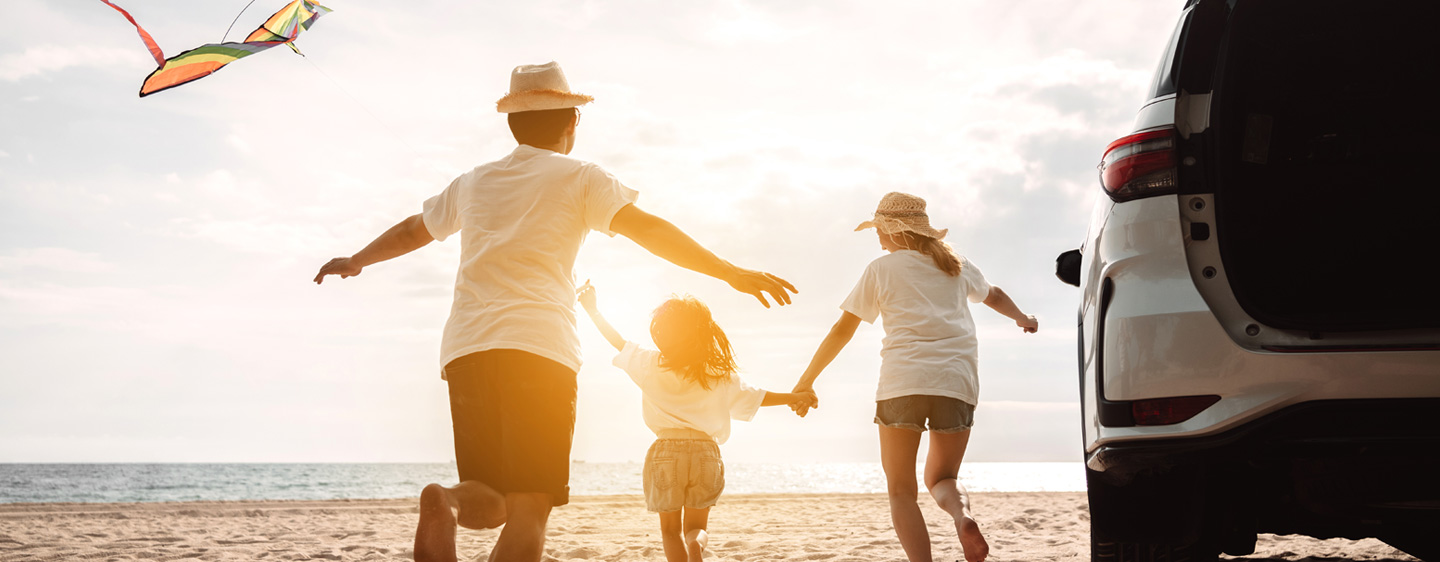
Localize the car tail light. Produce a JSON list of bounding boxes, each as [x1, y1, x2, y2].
[[1131, 395, 1219, 426], [1099, 127, 1178, 201]]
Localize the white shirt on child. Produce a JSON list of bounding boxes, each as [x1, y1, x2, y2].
[[613, 341, 768, 444], [421, 144, 639, 376], [840, 250, 992, 405]]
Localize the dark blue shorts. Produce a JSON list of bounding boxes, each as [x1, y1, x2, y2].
[[445, 349, 577, 506]]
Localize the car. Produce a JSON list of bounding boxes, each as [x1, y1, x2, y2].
[[1056, 0, 1440, 560]]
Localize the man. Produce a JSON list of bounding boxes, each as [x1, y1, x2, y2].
[[312, 62, 796, 562]]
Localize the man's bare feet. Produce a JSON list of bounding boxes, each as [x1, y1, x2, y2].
[[958, 515, 990, 562], [415, 483, 458, 562], [452, 481, 507, 530]]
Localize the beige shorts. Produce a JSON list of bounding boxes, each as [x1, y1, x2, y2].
[[643, 436, 724, 512]]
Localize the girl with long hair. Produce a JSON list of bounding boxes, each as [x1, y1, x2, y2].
[[578, 283, 816, 562]]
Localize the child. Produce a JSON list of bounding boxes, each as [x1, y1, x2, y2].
[[578, 282, 816, 562], [790, 192, 1038, 562]]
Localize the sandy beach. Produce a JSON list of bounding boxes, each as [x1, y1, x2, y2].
[[0, 492, 1418, 561]]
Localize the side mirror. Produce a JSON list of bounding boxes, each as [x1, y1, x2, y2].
[[1056, 249, 1081, 287]]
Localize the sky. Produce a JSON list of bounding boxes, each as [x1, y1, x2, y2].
[[0, 0, 1180, 464]]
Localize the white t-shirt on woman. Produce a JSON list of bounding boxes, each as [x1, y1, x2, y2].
[[840, 250, 992, 405]]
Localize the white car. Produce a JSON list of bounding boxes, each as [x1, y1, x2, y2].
[[1057, 0, 1440, 560]]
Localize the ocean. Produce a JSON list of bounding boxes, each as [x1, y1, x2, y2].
[[0, 462, 1083, 504]]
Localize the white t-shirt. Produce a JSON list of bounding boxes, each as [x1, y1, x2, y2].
[[422, 144, 639, 375], [612, 341, 767, 444], [840, 250, 992, 404]]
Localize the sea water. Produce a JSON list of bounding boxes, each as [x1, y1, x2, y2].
[[0, 462, 1084, 504]]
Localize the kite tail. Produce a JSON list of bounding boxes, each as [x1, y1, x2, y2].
[[100, 0, 165, 66]]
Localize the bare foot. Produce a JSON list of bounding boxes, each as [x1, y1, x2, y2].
[[452, 481, 507, 530], [415, 483, 458, 562], [685, 528, 708, 561], [958, 515, 989, 562]]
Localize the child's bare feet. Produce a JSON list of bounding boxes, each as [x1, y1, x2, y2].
[[415, 483, 458, 562], [957, 515, 989, 562]]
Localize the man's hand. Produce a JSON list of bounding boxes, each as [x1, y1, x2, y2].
[[1017, 314, 1039, 334], [314, 257, 363, 284], [727, 268, 797, 308]]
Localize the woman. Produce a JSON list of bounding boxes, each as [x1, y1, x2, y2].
[[791, 192, 1038, 562]]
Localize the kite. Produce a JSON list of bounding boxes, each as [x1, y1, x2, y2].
[[101, 0, 332, 97]]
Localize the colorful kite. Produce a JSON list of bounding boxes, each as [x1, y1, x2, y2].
[[102, 0, 332, 97]]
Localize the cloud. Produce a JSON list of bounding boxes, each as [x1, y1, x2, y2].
[[702, 3, 807, 46], [0, 45, 150, 82], [0, 247, 115, 274], [169, 216, 338, 256]]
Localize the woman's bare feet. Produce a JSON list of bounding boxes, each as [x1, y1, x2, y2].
[[957, 515, 990, 562]]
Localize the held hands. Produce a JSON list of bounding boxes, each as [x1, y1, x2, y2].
[[789, 385, 818, 418], [1017, 314, 1039, 334], [727, 267, 798, 309], [313, 257, 363, 284]]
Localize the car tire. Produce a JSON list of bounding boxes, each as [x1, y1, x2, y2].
[[1092, 540, 1217, 562], [1088, 465, 1218, 562], [1380, 530, 1438, 562]]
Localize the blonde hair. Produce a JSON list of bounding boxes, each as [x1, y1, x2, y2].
[[898, 231, 962, 277], [650, 295, 737, 390]]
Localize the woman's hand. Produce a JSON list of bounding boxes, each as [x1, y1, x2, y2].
[[790, 384, 818, 417], [1017, 314, 1039, 333]]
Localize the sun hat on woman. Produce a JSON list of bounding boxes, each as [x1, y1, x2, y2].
[[495, 61, 595, 113], [854, 191, 949, 240]]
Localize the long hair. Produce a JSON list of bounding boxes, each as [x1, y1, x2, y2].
[[650, 295, 738, 390], [899, 231, 962, 277]]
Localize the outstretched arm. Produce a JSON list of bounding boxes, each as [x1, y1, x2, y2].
[[790, 311, 862, 416], [577, 282, 627, 352], [313, 214, 434, 284], [609, 204, 797, 308], [982, 286, 1039, 333]]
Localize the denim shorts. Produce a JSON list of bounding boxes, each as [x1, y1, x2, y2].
[[874, 395, 976, 433], [643, 437, 724, 512]]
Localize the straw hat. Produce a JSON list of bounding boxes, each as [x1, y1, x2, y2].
[[495, 62, 594, 113], [855, 192, 949, 240]]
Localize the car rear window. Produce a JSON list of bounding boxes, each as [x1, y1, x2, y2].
[[1148, 8, 1192, 99]]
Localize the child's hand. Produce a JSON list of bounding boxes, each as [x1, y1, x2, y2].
[[1017, 314, 1038, 334], [790, 390, 818, 417], [576, 279, 597, 310]]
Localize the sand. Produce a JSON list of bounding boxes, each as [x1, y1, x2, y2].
[[0, 493, 1418, 562]]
